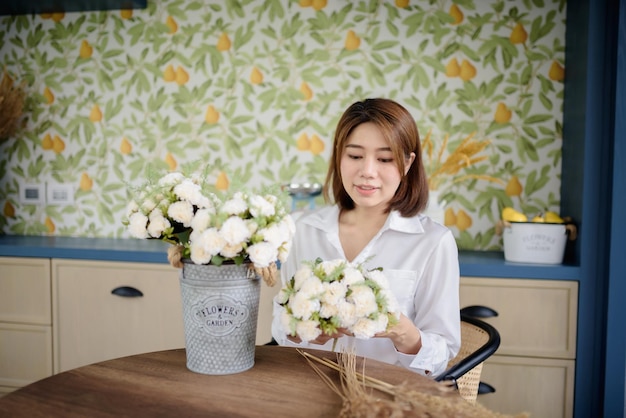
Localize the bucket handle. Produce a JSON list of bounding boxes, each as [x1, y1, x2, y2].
[[496, 219, 577, 241]]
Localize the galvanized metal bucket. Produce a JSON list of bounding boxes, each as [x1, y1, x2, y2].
[[179, 260, 260, 374]]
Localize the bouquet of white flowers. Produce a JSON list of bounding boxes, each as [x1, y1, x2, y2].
[[276, 258, 401, 343], [123, 168, 295, 285]]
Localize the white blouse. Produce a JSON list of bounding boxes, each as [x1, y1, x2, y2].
[[271, 205, 461, 377]]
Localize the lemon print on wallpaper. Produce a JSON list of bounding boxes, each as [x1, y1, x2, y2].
[[165, 153, 177, 171], [120, 137, 132, 155], [216, 172, 229, 191], [52, 135, 65, 154], [79, 40, 93, 59], [510, 23, 528, 44], [296, 133, 310, 151], [494, 103, 512, 124], [549, 61, 565, 81], [175, 67, 189, 86], [163, 65, 175, 82], [217, 33, 231, 52], [89, 105, 102, 122], [166, 16, 177, 34], [43, 87, 54, 104], [505, 176, 523, 197], [205, 105, 220, 124], [300, 82, 313, 101], [4, 202, 15, 218], [345, 30, 360, 51], [250, 67, 263, 85], [120, 9, 132, 19], [449, 5, 463, 24]]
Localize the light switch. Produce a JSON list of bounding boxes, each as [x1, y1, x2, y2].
[[47, 183, 75, 205], [19, 183, 46, 205]]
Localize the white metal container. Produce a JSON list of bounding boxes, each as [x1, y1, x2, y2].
[[502, 222, 575, 264]]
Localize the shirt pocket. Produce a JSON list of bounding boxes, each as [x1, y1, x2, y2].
[[384, 269, 418, 314]]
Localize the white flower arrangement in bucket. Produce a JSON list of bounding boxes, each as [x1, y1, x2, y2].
[[275, 258, 401, 351], [124, 165, 295, 374]]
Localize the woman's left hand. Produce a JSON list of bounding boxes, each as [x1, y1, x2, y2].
[[375, 314, 422, 355]]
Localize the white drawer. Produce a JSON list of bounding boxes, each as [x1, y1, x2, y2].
[[0, 257, 51, 325]]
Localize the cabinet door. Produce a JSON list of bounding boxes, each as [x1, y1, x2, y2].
[[0, 323, 53, 391], [52, 260, 185, 373], [0, 257, 51, 324], [479, 356, 575, 418], [460, 277, 578, 358]]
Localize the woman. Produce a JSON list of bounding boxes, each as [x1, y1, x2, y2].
[[271, 98, 460, 377]]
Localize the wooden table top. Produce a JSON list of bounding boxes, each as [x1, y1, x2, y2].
[[0, 345, 463, 417]]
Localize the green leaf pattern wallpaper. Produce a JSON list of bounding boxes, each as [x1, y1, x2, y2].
[[0, 0, 566, 250]]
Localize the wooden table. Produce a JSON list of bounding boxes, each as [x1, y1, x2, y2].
[[0, 345, 462, 417]]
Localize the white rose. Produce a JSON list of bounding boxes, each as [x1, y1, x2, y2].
[[221, 196, 248, 215], [190, 208, 212, 232], [158, 172, 185, 186], [189, 228, 225, 264], [342, 266, 365, 286], [219, 216, 252, 246], [220, 242, 243, 258], [174, 179, 203, 204], [167, 200, 194, 227], [147, 209, 171, 238], [128, 212, 149, 239], [249, 194, 275, 217], [247, 242, 277, 268], [296, 319, 322, 342], [289, 290, 320, 320], [336, 300, 357, 328], [348, 285, 378, 317], [293, 264, 313, 290]]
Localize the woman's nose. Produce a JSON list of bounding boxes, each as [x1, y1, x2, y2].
[[360, 157, 376, 178]]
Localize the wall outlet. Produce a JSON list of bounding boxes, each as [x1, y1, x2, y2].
[[19, 183, 46, 205], [47, 183, 75, 205]]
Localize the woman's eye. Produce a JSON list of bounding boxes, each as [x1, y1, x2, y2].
[[379, 158, 393, 163], [348, 154, 362, 160]]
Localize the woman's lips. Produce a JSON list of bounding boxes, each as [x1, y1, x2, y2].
[[355, 184, 378, 196]]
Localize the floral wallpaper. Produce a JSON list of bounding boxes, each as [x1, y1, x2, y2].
[[0, 0, 566, 251]]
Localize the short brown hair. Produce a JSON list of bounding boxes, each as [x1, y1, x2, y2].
[[323, 98, 429, 217]]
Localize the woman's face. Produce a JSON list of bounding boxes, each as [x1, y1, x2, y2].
[[340, 122, 414, 211]]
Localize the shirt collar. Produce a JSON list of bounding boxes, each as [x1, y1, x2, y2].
[[300, 206, 425, 235]]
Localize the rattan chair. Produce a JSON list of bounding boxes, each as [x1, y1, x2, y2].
[[436, 307, 501, 404]]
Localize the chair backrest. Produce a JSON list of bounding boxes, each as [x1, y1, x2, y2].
[[435, 313, 501, 403]]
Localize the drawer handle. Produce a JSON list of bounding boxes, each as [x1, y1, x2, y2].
[[460, 305, 498, 318], [111, 286, 144, 298]]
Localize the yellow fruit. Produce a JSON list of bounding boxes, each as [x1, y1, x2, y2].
[[494, 102, 512, 124], [459, 59, 476, 81], [89, 104, 102, 122], [52, 13, 64, 22], [545, 211, 564, 223], [549, 61, 565, 81], [42, 133, 53, 150], [217, 32, 231, 52], [502, 207, 528, 222], [445, 58, 460, 77], [299, 0, 313, 6], [205, 105, 220, 124], [44, 87, 54, 104], [45, 217, 55, 234], [395, 0, 409, 8], [120, 9, 133, 19], [309, 134, 325, 155], [505, 176, 523, 196], [531, 215, 545, 223], [296, 133, 310, 151], [345, 30, 361, 51], [510, 22, 528, 44], [163, 64, 176, 82], [40, 13, 52, 19], [175, 66, 189, 86], [444, 207, 457, 227], [300, 82, 313, 101], [449, 5, 464, 25], [80, 173, 93, 191], [165, 152, 177, 171], [3, 201, 15, 218], [52, 135, 65, 154], [216, 171, 229, 191], [311, 0, 327, 11], [456, 209, 472, 231], [120, 137, 132, 154], [250, 67, 263, 85], [166, 16, 178, 34], [79, 40, 93, 59]]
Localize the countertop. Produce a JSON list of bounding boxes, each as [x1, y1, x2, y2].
[[0, 235, 580, 280]]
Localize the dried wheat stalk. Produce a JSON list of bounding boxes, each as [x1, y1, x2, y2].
[[298, 349, 530, 418]]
